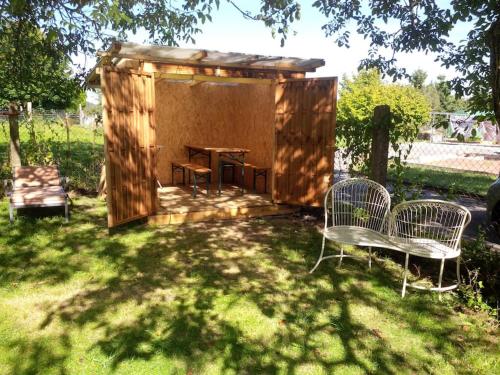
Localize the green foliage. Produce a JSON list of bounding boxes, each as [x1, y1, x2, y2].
[[0, 1, 223, 59], [0, 22, 82, 108], [409, 69, 428, 90], [412, 71, 468, 113], [434, 75, 468, 113], [228, 0, 301, 47], [387, 165, 496, 198], [0, 118, 104, 193], [249, 1, 498, 124], [337, 70, 431, 202], [460, 230, 500, 318]]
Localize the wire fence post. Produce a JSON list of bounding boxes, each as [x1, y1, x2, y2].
[[65, 113, 71, 173]]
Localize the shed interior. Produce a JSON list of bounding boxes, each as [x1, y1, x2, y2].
[[155, 79, 275, 192]]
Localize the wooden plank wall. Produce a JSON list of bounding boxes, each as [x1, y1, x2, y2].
[[274, 78, 337, 206], [102, 67, 157, 227], [155, 80, 275, 192]]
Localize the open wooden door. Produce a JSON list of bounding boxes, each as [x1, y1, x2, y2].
[[102, 67, 157, 228], [273, 77, 337, 206]]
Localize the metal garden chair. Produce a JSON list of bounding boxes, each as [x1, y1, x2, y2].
[[310, 178, 392, 273], [388, 200, 471, 298]]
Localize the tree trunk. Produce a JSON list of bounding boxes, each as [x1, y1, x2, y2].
[[8, 102, 21, 167], [370, 105, 391, 186], [97, 163, 107, 198], [488, 18, 500, 126]]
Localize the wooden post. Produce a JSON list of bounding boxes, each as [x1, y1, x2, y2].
[[370, 105, 391, 186], [65, 113, 70, 171], [487, 18, 500, 129], [79, 104, 84, 126], [8, 102, 21, 167], [27, 102, 32, 122]]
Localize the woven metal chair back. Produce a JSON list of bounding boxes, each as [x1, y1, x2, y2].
[[326, 178, 391, 232], [389, 200, 471, 252]]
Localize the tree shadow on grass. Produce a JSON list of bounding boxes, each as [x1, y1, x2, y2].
[[1, 200, 498, 374], [5, 334, 71, 375]]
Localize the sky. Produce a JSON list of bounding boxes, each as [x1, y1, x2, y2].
[[81, 1, 471, 102]]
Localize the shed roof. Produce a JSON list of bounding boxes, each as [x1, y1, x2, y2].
[[87, 42, 325, 85]]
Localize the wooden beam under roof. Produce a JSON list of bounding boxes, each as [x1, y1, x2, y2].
[[191, 50, 208, 61], [87, 42, 324, 84], [154, 72, 274, 85]]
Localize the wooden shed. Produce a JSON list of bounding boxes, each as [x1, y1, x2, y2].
[[88, 42, 337, 228]]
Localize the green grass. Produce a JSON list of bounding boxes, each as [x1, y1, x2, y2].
[[0, 197, 498, 374], [0, 119, 103, 192], [388, 165, 497, 197]]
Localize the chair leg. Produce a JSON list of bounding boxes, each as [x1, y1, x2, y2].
[[310, 235, 326, 273], [253, 169, 257, 193], [402, 253, 410, 298], [64, 199, 69, 223], [368, 246, 372, 270], [206, 173, 210, 197], [338, 246, 344, 268], [218, 161, 222, 195], [456, 257, 461, 286], [264, 171, 267, 193], [438, 258, 445, 301], [193, 174, 197, 198]]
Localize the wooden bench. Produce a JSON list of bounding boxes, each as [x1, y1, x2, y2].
[[171, 161, 211, 198], [219, 158, 269, 193]]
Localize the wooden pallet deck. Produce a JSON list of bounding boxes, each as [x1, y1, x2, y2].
[[149, 185, 297, 225]]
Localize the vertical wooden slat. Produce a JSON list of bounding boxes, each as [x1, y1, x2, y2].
[[273, 77, 337, 207], [102, 68, 157, 228]]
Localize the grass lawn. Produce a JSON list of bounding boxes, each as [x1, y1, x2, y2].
[[387, 165, 497, 197], [0, 197, 499, 375]]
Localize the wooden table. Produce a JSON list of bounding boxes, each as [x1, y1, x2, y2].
[[185, 145, 250, 194]]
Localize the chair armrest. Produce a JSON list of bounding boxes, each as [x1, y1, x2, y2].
[[60, 176, 70, 191], [3, 179, 13, 196]]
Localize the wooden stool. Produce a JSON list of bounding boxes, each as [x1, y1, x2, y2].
[[171, 161, 211, 198]]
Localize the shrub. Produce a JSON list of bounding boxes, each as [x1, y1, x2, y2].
[[0, 117, 104, 194], [337, 69, 431, 202], [459, 230, 500, 319]]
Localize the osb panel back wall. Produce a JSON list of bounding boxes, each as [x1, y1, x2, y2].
[[155, 80, 275, 190]]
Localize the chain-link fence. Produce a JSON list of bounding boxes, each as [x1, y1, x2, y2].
[[334, 113, 500, 242], [335, 112, 499, 197], [0, 109, 104, 193]]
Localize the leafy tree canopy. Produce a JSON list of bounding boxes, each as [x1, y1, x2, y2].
[[241, 1, 500, 124], [337, 69, 430, 173], [0, 0, 220, 57], [0, 21, 82, 109], [409, 69, 428, 90], [410, 70, 468, 113]]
